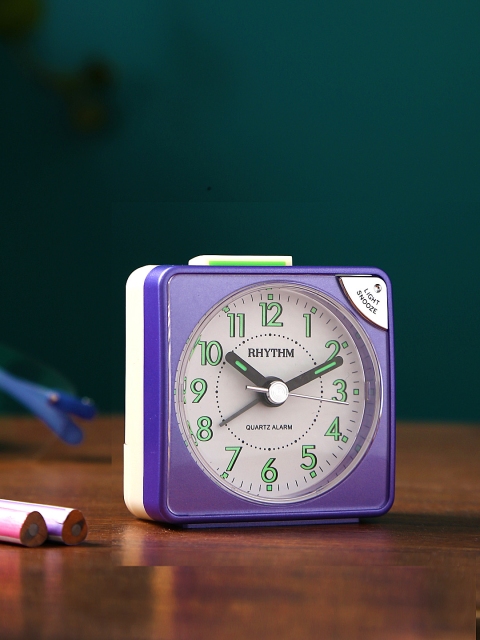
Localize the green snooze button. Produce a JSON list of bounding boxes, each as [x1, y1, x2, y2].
[[188, 255, 293, 266]]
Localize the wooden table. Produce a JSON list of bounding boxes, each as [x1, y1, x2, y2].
[[0, 416, 478, 639]]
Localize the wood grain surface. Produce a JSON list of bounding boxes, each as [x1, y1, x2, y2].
[[0, 416, 478, 640]]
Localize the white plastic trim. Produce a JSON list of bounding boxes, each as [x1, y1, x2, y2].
[[124, 265, 158, 520]]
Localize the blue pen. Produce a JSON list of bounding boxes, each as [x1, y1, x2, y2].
[[0, 368, 96, 444], [47, 391, 96, 419]]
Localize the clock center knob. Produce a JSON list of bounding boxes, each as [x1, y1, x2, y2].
[[266, 380, 289, 406]]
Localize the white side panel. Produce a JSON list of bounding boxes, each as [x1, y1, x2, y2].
[[124, 265, 158, 520]]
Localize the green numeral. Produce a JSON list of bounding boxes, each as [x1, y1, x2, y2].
[[325, 416, 341, 441], [259, 302, 283, 327], [196, 416, 213, 441], [332, 379, 347, 402], [199, 340, 223, 366], [300, 445, 317, 470], [325, 340, 340, 360], [303, 313, 311, 338], [227, 313, 245, 338], [261, 458, 278, 483], [190, 378, 207, 403], [187, 420, 198, 446], [225, 446, 242, 472]]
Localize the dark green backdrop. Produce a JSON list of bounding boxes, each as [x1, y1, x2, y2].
[[1, 2, 479, 421]]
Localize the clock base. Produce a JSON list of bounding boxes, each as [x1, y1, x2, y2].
[[182, 518, 359, 529]]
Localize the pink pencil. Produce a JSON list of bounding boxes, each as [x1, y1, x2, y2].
[[0, 506, 48, 547], [0, 500, 88, 545]]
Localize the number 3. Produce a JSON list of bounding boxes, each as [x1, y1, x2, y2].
[[332, 379, 347, 402]]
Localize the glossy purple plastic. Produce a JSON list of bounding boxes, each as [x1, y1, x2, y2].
[[141, 266, 395, 525]]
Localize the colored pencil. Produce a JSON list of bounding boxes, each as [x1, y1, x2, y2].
[[0, 500, 88, 545], [0, 506, 48, 547]]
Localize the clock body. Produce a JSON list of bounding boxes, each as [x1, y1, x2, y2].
[[124, 264, 395, 526]]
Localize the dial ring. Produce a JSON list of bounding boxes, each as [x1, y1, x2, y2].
[[174, 281, 382, 504]]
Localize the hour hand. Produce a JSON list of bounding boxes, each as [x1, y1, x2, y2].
[[286, 356, 343, 392], [225, 351, 267, 387]]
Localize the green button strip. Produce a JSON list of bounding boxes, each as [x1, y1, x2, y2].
[[188, 255, 293, 266]]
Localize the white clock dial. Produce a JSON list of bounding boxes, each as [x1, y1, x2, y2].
[[175, 282, 381, 504]]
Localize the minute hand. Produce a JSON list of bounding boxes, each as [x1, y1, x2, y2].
[[285, 356, 343, 392]]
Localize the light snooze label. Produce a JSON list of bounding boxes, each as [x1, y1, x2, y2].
[[356, 289, 380, 315], [339, 276, 388, 330]]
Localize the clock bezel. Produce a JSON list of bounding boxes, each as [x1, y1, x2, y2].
[[174, 280, 383, 505]]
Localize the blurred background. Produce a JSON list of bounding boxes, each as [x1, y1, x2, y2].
[[1, 1, 479, 421]]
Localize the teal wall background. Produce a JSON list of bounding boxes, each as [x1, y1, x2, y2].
[[1, 2, 479, 421]]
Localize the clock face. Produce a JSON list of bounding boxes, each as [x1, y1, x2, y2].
[[174, 282, 381, 504]]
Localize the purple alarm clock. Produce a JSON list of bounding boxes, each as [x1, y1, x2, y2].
[[124, 256, 395, 527]]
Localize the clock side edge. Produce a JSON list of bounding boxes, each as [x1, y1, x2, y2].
[[385, 267, 396, 515], [124, 265, 158, 520]]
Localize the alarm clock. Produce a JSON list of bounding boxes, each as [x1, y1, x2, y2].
[[124, 256, 395, 527]]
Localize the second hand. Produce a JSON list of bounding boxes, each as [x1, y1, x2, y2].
[[246, 385, 349, 406]]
